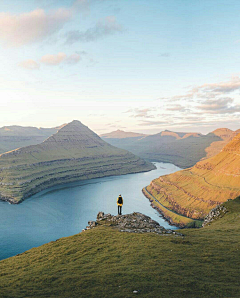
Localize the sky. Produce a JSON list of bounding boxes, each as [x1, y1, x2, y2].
[[0, 0, 240, 134]]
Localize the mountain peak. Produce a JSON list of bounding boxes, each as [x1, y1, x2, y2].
[[42, 120, 104, 149], [69, 120, 83, 125], [212, 128, 233, 137], [0, 120, 154, 203]]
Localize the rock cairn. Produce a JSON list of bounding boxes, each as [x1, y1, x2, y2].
[[202, 204, 227, 227], [83, 212, 183, 236]]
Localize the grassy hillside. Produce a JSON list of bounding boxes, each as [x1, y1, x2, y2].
[[0, 120, 154, 204], [0, 197, 239, 298], [204, 128, 237, 159], [103, 129, 239, 168], [144, 133, 240, 226], [0, 125, 59, 154]]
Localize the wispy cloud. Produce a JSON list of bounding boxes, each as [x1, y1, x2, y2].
[[138, 120, 167, 126], [65, 53, 82, 64], [124, 108, 154, 118], [199, 97, 240, 114], [197, 76, 240, 93], [166, 104, 188, 112], [65, 16, 123, 44], [41, 52, 67, 65], [19, 52, 82, 69], [0, 8, 72, 47], [161, 76, 240, 104], [19, 59, 40, 70]]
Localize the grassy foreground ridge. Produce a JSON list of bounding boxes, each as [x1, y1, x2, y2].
[[0, 197, 239, 298]]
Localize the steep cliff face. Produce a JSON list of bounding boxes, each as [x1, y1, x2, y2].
[[144, 133, 240, 225], [0, 120, 155, 203]]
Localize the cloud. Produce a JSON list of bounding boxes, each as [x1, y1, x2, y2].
[[133, 108, 154, 118], [40, 52, 82, 66], [0, 8, 72, 47], [167, 104, 187, 112], [65, 53, 81, 64], [162, 76, 240, 104], [19, 59, 40, 70], [125, 108, 154, 118], [198, 76, 240, 93], [138, 120, 167, 126], [65, 16, 123, 44], [41, 52, 67, 65], [199, 98, 240, 114], [199, 98, 233, 110], [20, 52, 82, 69]]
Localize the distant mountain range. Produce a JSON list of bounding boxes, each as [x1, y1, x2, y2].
[[144, 132, 240, 227], [1, 125, 238, 170], [100, 130, 147, 139], [0, 125, 61, 154], [102, 128, 240, 168], [0, 120, 154, 204]]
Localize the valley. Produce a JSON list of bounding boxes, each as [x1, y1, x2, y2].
[[102, 128, 239, 168]]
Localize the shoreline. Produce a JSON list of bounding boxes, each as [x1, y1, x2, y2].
[[0, 165, 156, 205], [142, 187, 203, 228]]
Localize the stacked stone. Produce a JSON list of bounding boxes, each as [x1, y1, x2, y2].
[[202, 204, 227, 227], [83, 211, 183, 236]]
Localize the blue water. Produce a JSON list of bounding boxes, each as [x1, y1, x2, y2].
[[0, 162, 181, 260]]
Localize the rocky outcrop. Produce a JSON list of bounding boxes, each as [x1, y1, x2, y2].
[[83, 212, 183, 236], [202, 204, 228, 227]]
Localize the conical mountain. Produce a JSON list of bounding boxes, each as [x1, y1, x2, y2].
[[144, 133, 240, 226], [0, 120, 155, 203]]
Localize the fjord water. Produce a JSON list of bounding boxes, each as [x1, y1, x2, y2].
[[0, 162, 180, 260]]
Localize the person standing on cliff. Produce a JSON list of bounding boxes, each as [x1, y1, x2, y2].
[[117, 194, 123, 215]]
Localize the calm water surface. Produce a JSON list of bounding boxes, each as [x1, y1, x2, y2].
[[0, 162, 180, 260]]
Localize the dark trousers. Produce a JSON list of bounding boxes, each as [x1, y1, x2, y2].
[[118, 205, 122, 215]]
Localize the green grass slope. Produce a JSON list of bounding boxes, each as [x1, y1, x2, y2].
[[0, 197, 239, 298], [0, 120, 154, 203]]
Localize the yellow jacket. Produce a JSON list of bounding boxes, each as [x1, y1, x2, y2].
[[117, 196, 123, 206]]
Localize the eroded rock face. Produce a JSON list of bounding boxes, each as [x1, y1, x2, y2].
[[83, 212, 183, 236], [202, 204, 227, 227]]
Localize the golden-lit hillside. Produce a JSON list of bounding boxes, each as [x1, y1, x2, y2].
[[144, 133, 240, 226], [204, 128, 238, 159]]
